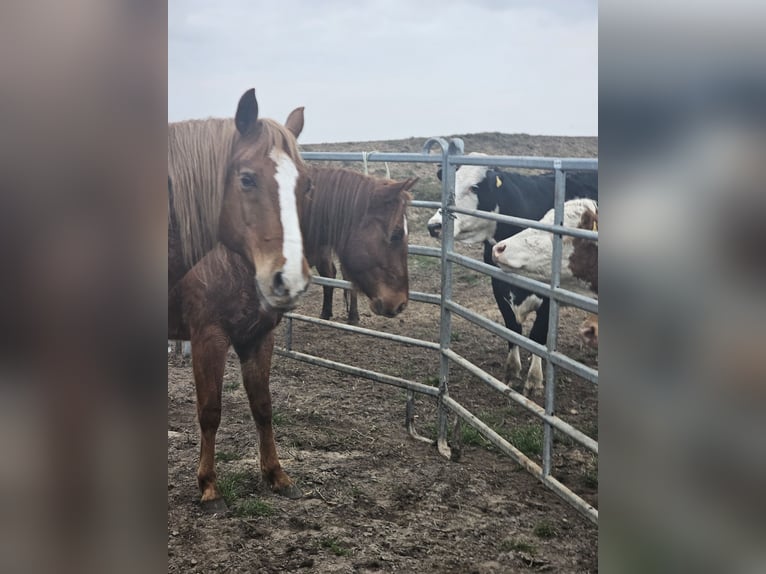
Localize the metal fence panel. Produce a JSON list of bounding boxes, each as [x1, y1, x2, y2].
[[275, 141, 599, 524]]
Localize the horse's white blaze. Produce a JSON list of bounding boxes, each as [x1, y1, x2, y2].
[[270, 149, 307, 295], [403, 214, 408, 237]]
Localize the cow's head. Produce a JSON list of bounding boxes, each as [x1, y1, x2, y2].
[[426, 153, 500, 244]]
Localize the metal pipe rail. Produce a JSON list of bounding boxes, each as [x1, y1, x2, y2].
[[447, 252, 599, 314], [444, 300, 598, 385], [276, 142, 599, 524], [442, 348, 597, 453], [449, 205, 599, 241], [442, 395, 598, 523], [283, 313, 440, 351]]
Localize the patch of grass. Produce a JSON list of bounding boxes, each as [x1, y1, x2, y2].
[[271, 409, 291, 427], [320, 537, 351, 557], [450, 331, 462, 342], [421, 422, 437, 440], [215, 451, 242, 463], [500, 538, 537, 554], [217, 471, 250, 507], [232, 498, 273, 518], [460, 424, 490, 447], [457, 272, 483, 286], [223, 378, 240, 392], [509, 425, 543, 457], [409, 254, 441, 271], [533, 520, 559, 539], [423, 375, 440, 387]]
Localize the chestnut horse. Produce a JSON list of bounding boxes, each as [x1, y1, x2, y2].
[[303, 166, 417, 324], [168, 89, 312, 511]]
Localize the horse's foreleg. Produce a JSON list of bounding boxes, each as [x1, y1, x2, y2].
[[239, 331, 301, 499], [316, 250, 336, 320], [340, 264, 360, 325], [191, 326, 229, 511], [345, 288, 359, 325]]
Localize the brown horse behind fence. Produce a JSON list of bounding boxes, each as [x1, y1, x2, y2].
[[303, 166, 417, 324], [168, 89, 311, 511]]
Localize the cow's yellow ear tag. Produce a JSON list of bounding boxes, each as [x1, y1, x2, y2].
[[592, 221, 598, 231], [495, 175, 502, 188]]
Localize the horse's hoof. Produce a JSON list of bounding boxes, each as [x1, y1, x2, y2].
[[274, 483, 302, 499], [200, 498, 228, 514]]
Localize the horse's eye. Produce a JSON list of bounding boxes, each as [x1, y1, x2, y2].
[[390, 228, 404, 242], [240, 173, 257, 189]]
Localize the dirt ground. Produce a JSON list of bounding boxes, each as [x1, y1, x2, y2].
[[169, 141, 599, 573]]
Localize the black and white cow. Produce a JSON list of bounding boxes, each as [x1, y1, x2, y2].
[[427, 153, 598, 395]]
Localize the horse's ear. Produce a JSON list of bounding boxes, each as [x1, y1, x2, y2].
[[403, 177, 419, 191], [371, 178, 417, 207], [235, 88, 259, 135], [285, 107, 305, 138]]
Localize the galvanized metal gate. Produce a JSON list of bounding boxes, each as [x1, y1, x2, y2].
[[276, 138, 599, 524]]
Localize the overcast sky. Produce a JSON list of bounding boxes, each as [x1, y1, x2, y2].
[[169, 0, 597, 144]]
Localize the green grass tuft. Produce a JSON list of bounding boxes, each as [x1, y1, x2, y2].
[[232, 498, 273, 518], [460, 424, 490, 447], [533, 520, 559, 539], [215, 451, 242, 463], [500, 538, 537, 554], [321, 537, 351, 557], [509, 425, 543, 457], [217, 471, 250, 507], [423, 375, 440, 387]]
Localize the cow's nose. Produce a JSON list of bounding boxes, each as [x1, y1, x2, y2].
[[427, 222, 442, 238], [492, 242, 506, 261]]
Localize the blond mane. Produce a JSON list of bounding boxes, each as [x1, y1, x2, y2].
[[168, 117, 304, 269]]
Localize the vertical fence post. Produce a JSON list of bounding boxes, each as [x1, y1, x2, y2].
[[285, 315, 293, 352], [422, 137, 462, 458], [543, 161, 566, 477]]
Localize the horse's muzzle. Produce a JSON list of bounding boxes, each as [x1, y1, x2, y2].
[[371, 297, 408, 318]]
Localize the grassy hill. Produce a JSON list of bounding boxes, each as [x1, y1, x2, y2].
[[302, 132, 598, 201]]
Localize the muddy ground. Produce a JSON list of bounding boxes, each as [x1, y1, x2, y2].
[[168, 139, 598, 573]]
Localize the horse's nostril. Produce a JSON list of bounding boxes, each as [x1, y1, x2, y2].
[[272, 271, 287, 297], [396, 302, 407, 315]]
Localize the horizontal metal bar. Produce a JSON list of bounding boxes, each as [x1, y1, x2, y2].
[[408, 244, 441, 258], [442, 349, 598, 452], [448, 206, 598, 241], [410, 200, 441, 209], [409, 290, 441, 306], [447, 252, 599, 314], [283, 313, 440, 350], [447, 155, 598, 171], [302, 151, 443, 164], [548, 351, 599, 384], [275, 348, 441, 397], [444, 300, 598, 385], [302, 150, 597, 172], [442, 395, 598, 524], [310, 276, 351, 290]]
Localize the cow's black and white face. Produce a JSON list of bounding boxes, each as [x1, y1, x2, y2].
[[426, 154, 499, 244]]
